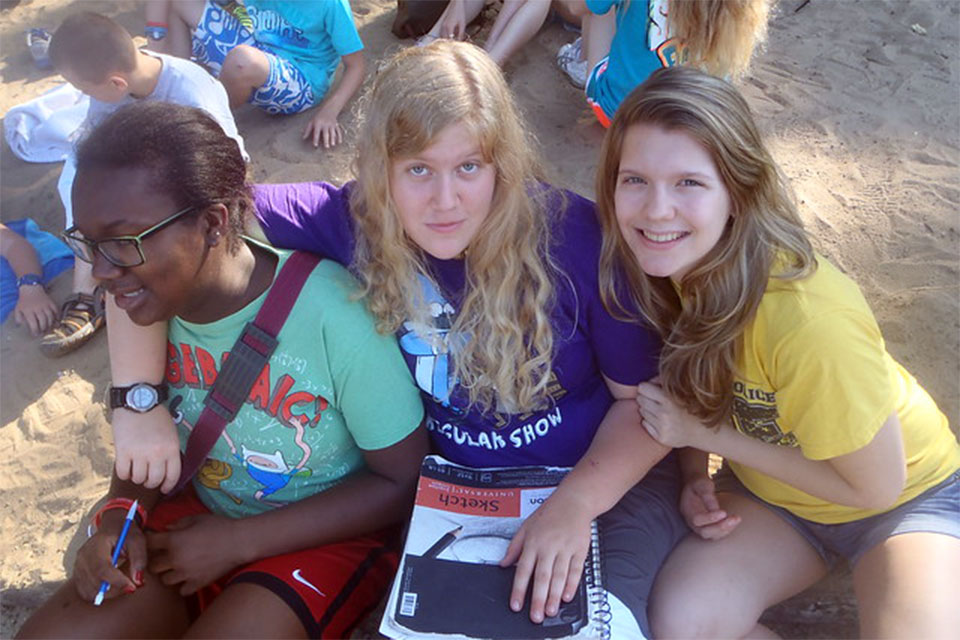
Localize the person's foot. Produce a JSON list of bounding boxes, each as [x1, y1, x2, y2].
[[557, 37, 587, 89], [39, 288, 105, 357]]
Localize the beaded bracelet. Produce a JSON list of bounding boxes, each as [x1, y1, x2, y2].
[[92, 497, 148, 531]]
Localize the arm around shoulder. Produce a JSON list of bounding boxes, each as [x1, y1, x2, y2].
[[105, 294, 181, 493]]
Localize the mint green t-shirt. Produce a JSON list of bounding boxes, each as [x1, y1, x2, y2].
[[165, 249, 423, 518]]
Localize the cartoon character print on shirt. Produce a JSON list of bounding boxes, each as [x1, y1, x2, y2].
[[399, 275, 462, 410], [170, 396, 312, 506], [731, 381, 798, 447], [166, 338, 336, 509], [647, 0, 689, 67], [224, 415, 313, 506]]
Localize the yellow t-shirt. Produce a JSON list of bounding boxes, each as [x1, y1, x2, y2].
[[728, 254, 960, 523]]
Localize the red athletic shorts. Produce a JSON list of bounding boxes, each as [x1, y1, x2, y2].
[[148, 487, 400, 638]]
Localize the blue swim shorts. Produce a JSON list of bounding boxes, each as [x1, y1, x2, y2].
[[192, 0, 315, 114], [717, 466, 960, 568]]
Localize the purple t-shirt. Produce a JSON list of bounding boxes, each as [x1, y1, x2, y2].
[[254, 181, 660, 467]]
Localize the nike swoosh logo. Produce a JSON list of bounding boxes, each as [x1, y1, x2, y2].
[[292, 569, 326, 597]]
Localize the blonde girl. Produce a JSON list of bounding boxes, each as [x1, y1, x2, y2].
[[596, 66, 960, 638], [101, 41, 688, 637]]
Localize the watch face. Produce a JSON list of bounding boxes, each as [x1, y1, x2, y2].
[[128, 385, 158, 411]]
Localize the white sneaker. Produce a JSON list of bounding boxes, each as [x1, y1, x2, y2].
[[557, 37, 587, 89]]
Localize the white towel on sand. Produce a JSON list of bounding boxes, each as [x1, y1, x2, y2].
[[4, 83, 88, 163]]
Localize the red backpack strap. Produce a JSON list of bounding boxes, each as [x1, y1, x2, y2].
[[173, 251, 321, 494]]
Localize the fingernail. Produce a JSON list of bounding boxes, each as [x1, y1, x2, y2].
[[124, 585, 136, 594], [135, 570, 143, 585], [510, 600, 520, 611]]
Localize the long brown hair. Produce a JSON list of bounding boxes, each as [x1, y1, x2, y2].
[[597, 67, 814, 425]]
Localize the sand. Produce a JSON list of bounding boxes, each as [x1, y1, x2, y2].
[[1, 0, 957, 637]]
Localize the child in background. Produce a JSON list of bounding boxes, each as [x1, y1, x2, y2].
[[41, 11, 244, 358], [148, 0, 366, 149], [0, 221, 71, 336], [594, 67, 960, 638], [16, 101, 426, 639], [421, 0, 582, 68], [558, 0, 770, 126]]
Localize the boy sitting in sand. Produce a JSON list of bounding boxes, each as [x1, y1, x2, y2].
[[145, 0, 367, 150], [41, 11, 244, 358]]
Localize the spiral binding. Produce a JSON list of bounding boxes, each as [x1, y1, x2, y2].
[[584, 519, 612, 640]]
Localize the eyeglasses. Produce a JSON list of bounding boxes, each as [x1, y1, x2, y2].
[[62, 206, 197, 268]]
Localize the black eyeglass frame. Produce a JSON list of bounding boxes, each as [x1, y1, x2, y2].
[[62, 205, 197, 268]]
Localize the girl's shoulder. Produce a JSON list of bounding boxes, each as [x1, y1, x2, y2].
[[537, 184, 601, 251], [762, 254, 870, 318], [755, 254, 879, 351]]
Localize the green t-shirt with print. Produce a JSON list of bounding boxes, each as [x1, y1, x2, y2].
[[166, 248, 423, 518]]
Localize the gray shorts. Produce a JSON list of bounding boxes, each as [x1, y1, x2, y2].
[[716, 466, 960, 567], [598, 451, 689, 636]]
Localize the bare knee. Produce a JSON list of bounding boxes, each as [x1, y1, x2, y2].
[[558, 0, 591, 19], [221, 45, 269, 85], [650, 590, 739, 639]]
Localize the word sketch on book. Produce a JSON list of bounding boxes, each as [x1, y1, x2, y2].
[[380, 456, 609, 640]]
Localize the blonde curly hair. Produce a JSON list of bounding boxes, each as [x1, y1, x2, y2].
[[350, 41, 558, 414]]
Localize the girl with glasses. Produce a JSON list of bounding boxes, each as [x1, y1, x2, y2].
[[17, 101, 427, 639]]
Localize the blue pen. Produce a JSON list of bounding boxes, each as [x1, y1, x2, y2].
[[93, 499, 139, 606]]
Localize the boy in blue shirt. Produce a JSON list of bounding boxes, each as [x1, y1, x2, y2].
[[149, 0, 366, 149]]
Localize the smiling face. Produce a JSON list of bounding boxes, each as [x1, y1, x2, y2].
[[614, 124, 732, 282], [388, 121, 496, 260], [73, 166, 209, 325]]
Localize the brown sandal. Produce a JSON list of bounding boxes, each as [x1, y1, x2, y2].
[[39, 287, 105, 357]]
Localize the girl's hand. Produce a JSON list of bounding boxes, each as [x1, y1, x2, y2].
[[636, 381, 708, 449], [113, 406, 181, 494], [72, 516, 147, 602], [679, 475, 741, 540], [146, 513, 246, 595], [500, 492, 592, 624]]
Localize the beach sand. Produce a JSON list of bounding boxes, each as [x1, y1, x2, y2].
[[1, 0, 957, 637]]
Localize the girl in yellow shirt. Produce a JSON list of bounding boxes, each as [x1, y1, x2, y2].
[[595, 66, 960, 638]]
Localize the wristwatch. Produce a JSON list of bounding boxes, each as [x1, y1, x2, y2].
[[108, 382, 169, 413], [16, 273, 43, 288]]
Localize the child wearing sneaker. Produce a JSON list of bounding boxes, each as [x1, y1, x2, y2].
[[146, 0, 366, 150], [559, 0, 771, 126], [42, 12, 244, 357]]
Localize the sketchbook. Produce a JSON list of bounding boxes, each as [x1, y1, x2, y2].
[[379, 455, 608, 640]]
